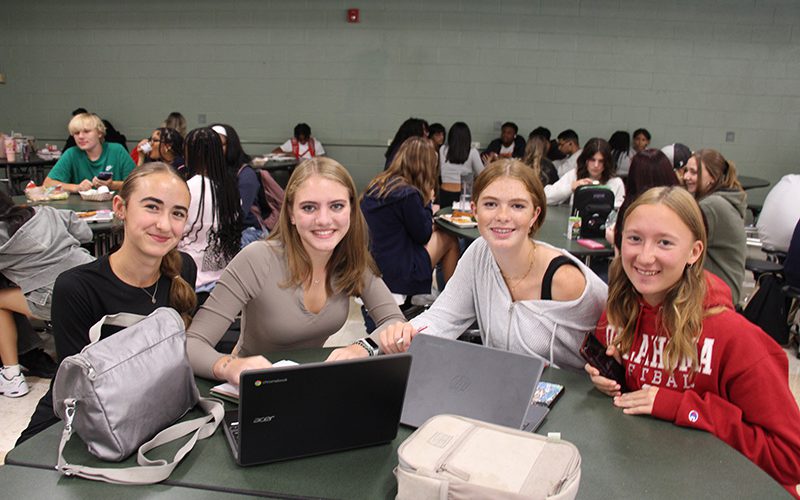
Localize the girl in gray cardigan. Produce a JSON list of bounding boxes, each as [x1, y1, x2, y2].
[[0, 192, 94, 397], [376, 160, 608, 371]]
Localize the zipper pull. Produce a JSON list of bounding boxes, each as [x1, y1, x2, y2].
[[437, 463, 470, 481]]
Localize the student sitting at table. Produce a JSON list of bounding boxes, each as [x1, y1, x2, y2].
[[683, 149, 746, 305], [271, 123, 325, 160], [185, 158, 406, 383], [17, 162, 197, 443], [438, 122, 484, 208], [384, 117, 428, 170], [585, 186, 800, 496], [179, 128, 243, 294], [606, 149, 679, 252], [211, 123, 271, 247], [0, 191, 94, 398], [359, 159, 608, 371], [481, 121, 526, 162], [360, 137, 460, 328], [134, 127, 186, 177], [522, 132, 558, 186], [45, 112, 136, 193], [544, 137, 625, 209]]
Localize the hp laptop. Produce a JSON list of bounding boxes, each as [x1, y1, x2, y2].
[[401, 334, 549, 432], [223, 354, 411, 466]]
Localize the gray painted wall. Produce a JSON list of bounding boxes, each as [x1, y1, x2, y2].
[[2, 0, 799, 192]]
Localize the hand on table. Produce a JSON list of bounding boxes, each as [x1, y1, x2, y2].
[[379, 321, 420, 354], [76, 179, 93, 192], [326, 344, 370, 362], [613, 385, 658, 415], [216, 355, 272, 386]]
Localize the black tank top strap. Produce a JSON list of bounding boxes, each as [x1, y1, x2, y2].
[[541, 255, 579, 300]]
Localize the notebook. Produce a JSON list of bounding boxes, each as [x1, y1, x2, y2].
[[401, 334, 549, 431], [223, 354, 411, 466]]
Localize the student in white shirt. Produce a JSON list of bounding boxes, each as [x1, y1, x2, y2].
[[272, 123, 325, 159]]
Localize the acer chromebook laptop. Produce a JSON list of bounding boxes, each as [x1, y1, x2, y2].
[[401, 334, 549, 432], [223, 354, 411, 466]]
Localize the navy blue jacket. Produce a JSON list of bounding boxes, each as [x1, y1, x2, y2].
[[360, 183, 434, 296]]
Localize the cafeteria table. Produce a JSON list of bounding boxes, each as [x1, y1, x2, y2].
[[5, 348, 788, 499], [1, 157, 56, 195]]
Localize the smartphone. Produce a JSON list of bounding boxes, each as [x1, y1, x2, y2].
[[97, 172, 113, 181], [579, 333, 626, 390], [576, 238, 605, 250]]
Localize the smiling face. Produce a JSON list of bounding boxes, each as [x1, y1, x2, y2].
[[74, 127, 102, 155], [474, 177, 541, 252], [113, 172, 190, 260], [290, 175, 351, 259], [621, 203, 703, 306], [586, 151, 605, 180], [683, 156, 713, 195], [500, 126, 516, 147]]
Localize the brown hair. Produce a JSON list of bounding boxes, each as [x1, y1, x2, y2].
[[576, 137, 615, 183], [363, 136, 438, 205], [473, 159, 547, 236], [269, 157, 378, 296], [607, 186, 712, 373], [118, 162, 197, 327], [692, 148, 743, 198], [522, 135, 548, 183]]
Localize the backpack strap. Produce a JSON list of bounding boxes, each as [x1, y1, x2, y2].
[[57, 397, 224, 485]]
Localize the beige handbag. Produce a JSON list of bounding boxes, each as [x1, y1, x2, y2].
[[396, 414, 581, 500]]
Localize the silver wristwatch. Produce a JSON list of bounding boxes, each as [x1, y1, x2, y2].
[[354, 337, 380, 356]]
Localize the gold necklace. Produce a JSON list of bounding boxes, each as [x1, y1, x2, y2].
[[501, 244, 536, 293]]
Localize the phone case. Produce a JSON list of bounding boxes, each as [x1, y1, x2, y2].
[[576, 238, 605, 250], [579, 333, 627, 389]]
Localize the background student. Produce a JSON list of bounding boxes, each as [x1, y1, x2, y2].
[[544, 137, 625, 209], [438, 121, 484, 208], [683, 149, 746, 305], [44, 112, 136, 192], [272, 122, 325, 159]]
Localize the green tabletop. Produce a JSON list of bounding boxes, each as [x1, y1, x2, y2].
[[6, 348, 787, 499], [436, 204, 613, 261], [0, 464, 257, 499]]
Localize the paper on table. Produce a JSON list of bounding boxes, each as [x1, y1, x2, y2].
[[210, 359, 298, 400]]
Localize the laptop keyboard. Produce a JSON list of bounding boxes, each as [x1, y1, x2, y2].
[[229, 421, 240, 441]]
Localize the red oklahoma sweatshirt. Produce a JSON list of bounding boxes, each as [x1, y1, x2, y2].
[[595, 271, 800, 497]]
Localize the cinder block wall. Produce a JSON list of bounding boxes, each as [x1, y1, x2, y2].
[[2, 0, 799, 191]]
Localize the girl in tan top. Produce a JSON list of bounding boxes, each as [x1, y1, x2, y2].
[[186, 158, 405, 383]]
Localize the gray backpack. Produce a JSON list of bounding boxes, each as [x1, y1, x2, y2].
[[396, 414, 581, 499], [53, 307, 224, 484]]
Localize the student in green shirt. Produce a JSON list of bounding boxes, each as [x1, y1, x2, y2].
[[44, 113, 135, 193]]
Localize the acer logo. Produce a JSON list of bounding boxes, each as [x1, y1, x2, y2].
[[253, 416, 276, 424]]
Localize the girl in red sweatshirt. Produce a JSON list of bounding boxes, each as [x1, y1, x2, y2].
[[585, 186, 800, 497]]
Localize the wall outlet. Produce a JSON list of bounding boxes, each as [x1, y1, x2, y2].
[[198, 113, 207, 124], [725, 131, 735, 142]]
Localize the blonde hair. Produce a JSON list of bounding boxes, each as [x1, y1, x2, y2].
[[68, 113, 106, 140], [693, 148, 743, 197], [268, 157, 378, 296], [118, 162, 197, 327], [363, 136, 438, 205], [473, 159, 547, 236], [608, 186, 714, 373]]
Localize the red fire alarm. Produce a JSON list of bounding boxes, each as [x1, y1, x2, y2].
[[347, 8, 359, 23]]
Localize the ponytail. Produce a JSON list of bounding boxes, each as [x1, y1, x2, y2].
[[159, 248, 197, 328]]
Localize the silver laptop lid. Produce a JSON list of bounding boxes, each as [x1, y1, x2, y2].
[[401, 334, 545, 428]]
